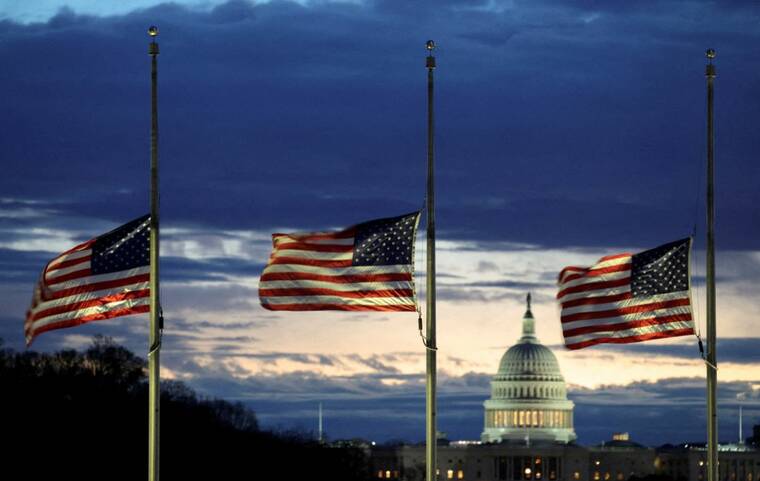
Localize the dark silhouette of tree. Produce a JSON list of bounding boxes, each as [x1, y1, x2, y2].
[[84, 334, 146, 388], [0, 337, 370, 481]]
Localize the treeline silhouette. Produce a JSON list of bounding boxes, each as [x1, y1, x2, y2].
[[0, 336, 369, 481]]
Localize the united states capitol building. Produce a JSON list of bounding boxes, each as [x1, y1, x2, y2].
[[481, 294, 575, 445], [370, 296, 760, 481]]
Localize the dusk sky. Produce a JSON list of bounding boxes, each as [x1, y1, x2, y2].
[[1, 0, 759, 446]]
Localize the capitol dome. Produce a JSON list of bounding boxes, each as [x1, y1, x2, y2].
[[481, 294, 576, 444]]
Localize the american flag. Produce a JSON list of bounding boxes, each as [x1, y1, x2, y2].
[[25, 215, 151, 346], [556, 238, 694, 350], [259, 211, 421, 311]]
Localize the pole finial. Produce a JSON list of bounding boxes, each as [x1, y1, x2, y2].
[[527, 292, 531, 311], [426, 40, 436, 69], [705, 48, 716, 77], [148, 25, 160, 55]]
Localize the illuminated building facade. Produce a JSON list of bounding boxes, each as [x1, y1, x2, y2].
[[482, 295, 575, 444], [371, 425, 760, 481]]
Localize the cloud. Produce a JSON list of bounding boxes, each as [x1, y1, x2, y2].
[[452, 279, 554, 290], [233, 352, 339, 365], [476, 261, 499, 273], [569, 338, 760, 365], [170, 360, 760, 445], [171, 333, 260, 344], [160, 255, 265, 282], [0, 249, 50, 281], [437, 284, 550, 303], [569, 377, 760, 444], [2, 1, 760, 249], [168, 318, 263, 332]]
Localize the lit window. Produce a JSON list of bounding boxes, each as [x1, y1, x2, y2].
[[378, 470, 384, 478], [394, 471, 399, 479], [595, 461, 601, 467], [604, 473, 611, 481], [519, 411, 525, 426], [617, 474, 624, 480], [573, 472, 581, 480], [448, 469, 454, 479], [525, 468, 533, 477], [594, 472, 601, 481], [550, 471, 556, 480], [536, 472, 542, 479], [458, 470, 464, 479], [386, 470, 391, 479], [535, 458, 542, 465]]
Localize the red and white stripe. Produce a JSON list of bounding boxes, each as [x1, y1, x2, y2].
[[259, 229, 416, 311], [24, 240, 150, 346], [556, 252, 693, 350]]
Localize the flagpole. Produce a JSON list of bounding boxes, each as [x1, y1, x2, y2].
[[148, 26, 161, 481], [425, 39, 437, 481], [705, 47, 717, 481]]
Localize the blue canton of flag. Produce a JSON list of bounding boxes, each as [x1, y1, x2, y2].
[[352, 214, 416, 266], [91, 216, 151, 274], [631, 239, 691, 297]]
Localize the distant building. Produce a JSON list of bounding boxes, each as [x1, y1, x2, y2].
[[655, 443, 760, 481], [370, 295, 760, 481], [751, 425, 760, 447]]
